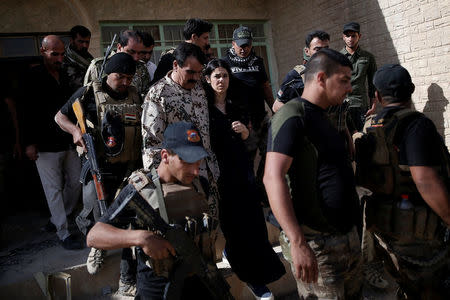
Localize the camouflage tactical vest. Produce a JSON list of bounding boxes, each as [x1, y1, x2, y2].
[[129, 169, 217, 275], [87, 81, 142, 164]]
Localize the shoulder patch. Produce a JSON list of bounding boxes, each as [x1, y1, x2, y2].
[[293, 64, 306, 75]]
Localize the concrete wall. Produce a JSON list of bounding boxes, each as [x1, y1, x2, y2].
[[267, 0, 450, 145]]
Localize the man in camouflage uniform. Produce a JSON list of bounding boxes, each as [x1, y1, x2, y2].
[[264, 49, 362, 299], [151, 18, 213, 85], [84, 29, 151, 99], [142, 42, 220, 219], [63, 25, 93, 94], [355, 64, 450, 299]]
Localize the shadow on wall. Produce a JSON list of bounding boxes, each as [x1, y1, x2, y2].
[[267, 0, 400, 84], [423, 83, 448, 137]]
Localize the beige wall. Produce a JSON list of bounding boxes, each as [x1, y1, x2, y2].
[[1, 0, 449, 144], [267, 0, 450, 145]]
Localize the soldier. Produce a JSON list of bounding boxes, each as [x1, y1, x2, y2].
[[272, 30, 330, 113], [354, 64, 450, 299], [84, 29, 151, 99], [223, 26, 274, 204], [55, 52, 142, 295], [142, 42, 220, 220], [63, 25, 93, 94], [264, 49, 362, 299], [151, 18, 213, 85], [23, 35, 83, 250], [341, 22, 377, 132], [87, 122, 224, 299]]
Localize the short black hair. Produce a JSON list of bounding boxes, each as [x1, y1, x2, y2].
[[304, 48, 352, 83], [140, 31, 155, 47], [70, 25, 91, 39], [183, 18, 213, 40], [174, 42, 207, 67], [118, 30, 143, 47], [305, 30, 330, 48]]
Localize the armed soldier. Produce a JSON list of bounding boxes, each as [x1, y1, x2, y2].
[[55, 52, 142, 295], [87, 122, 232, 299], [354, 64, 450, 299], [63, 25, 94, 94], [84, 29, 151, 99]]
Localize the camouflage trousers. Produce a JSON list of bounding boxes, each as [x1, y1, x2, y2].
[[374, 233, 450, 299], [280, 226, 362, 299]]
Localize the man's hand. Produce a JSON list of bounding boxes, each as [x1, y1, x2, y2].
[[365, 98, 377, 116], [72, 127, 87, 152], [291, 241, 319, 283], [25, 144, 38, 161], [138, 231, 176, 260], [272, 99, 285, 113]]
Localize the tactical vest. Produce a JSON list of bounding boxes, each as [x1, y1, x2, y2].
[[87, 81, 142, 164], [355, 108, 450, 240], [129, 169, 216, 275], [273, 100, 345, 233]]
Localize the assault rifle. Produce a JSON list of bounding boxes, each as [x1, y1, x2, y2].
[[72, 99, 108, 216], [98, 33, 117, 80], [109, 187, 234, 300]]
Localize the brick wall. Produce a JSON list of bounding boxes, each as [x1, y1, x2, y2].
[[267, 0, 450, 146]]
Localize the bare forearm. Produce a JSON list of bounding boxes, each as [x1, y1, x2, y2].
[[87, 222, 146, 250], [410, 166, 450, 225], [263, 81, 275, 108], [55, 111, 79, 136], [263, 153, 305, 245]]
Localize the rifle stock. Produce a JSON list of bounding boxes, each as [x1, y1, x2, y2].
[[110, 189, 234, 300], [72, 99, 107, 216]]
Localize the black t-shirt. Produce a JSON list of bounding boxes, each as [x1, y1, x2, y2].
[[224, 51, 269, 126], [375, 106, 444, 166], [267, 98, 359, 232], [22, 64, 73, 151]]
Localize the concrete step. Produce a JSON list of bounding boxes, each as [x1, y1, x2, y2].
[[0, 215, 298, 299]]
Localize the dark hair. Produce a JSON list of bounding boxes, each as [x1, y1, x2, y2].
[[203, 59, 233, 104], [140, 31, 155, 47], [183, 18, 213, 40], [304, 48, 352, 83], [118, 30, 143, 47], [174, 42, 207, 67], [305, 30, 330, 48], [70, 25, 91, 39]]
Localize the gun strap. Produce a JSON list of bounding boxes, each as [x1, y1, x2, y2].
[[151, 168, 169, 223]]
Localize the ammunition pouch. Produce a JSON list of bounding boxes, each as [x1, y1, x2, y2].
[[365, 196, 443, 243]]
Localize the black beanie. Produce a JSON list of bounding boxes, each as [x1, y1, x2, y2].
[[104, 52, 136, 75]]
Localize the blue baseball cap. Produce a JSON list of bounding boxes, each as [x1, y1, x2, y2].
[[162, 122, 208, 163]]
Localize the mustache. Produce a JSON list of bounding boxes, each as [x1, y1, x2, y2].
[[204, 44, 211, 50], [188, 79, 197, 84]]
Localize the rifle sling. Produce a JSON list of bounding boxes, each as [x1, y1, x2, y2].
[[151, 168, 169, 223]]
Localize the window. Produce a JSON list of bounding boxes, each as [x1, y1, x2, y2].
[[0, 33, 71, 58], [100, 21, 275, 93]]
